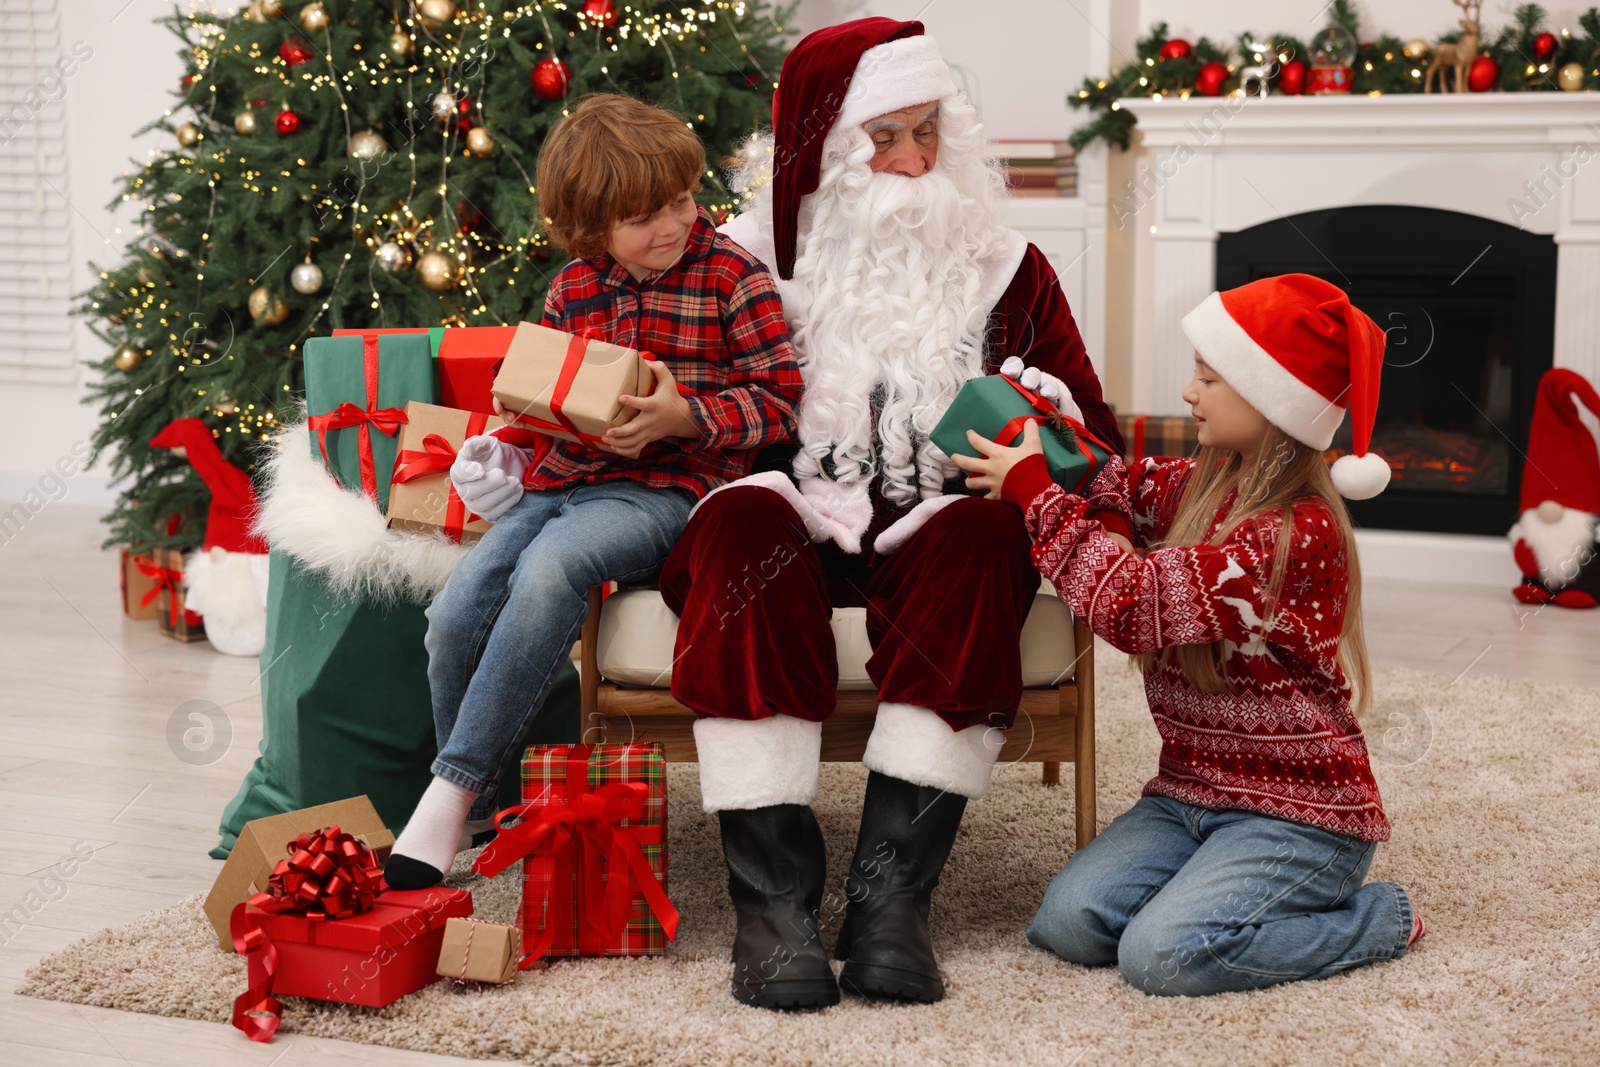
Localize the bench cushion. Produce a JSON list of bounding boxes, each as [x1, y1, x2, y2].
[[595, 588, 1077, 690]]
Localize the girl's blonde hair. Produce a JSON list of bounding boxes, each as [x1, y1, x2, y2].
[[1131, 423, 1372, 718]]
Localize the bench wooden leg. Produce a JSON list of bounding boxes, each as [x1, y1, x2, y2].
[[1073, 618, 1096, 847], [1041, 761, 1060, 786]]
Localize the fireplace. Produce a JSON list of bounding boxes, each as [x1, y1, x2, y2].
[[1216, 205, 1556, 535]]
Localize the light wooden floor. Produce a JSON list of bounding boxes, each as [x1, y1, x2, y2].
[[2, 502, 1598, 1065]]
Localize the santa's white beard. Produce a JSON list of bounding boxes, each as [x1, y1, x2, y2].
[[788, 165, 1006, 506], [1511, 505, 1600, 586]]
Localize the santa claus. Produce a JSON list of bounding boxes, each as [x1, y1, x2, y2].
[[1509, 368, 1600, 609], [657, 19, 1121, 1008]]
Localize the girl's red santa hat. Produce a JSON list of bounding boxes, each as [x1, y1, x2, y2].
[[1180, 273, 1392, 499], [769, 17, 956, 279], [1518, 368, 1600, 519]]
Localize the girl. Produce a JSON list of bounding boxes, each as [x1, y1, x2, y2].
[[955, 273, 1424, 996]]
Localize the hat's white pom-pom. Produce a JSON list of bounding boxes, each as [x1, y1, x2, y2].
[[1330, 452, 1391, 500]]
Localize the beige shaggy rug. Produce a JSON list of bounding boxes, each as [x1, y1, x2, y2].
[[19, 655, 1600, 1066]]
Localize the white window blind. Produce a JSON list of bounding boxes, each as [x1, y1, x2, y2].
[[0, 0, 74, 384]]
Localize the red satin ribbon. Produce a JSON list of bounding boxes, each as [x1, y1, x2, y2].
[[472, 746, 678, 966], [504, 328, 645, 449], [307, 333, 409, 499], [390, 411, 489, 542], [229, 826, 386, 1043], [993, 376, 1114, 495], [134, 556, 184, 628]]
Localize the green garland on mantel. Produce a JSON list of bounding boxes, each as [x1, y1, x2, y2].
[[1071, 2, 1600, 152]]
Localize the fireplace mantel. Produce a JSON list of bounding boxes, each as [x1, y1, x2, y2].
[[1111, 93, 1600, 584]]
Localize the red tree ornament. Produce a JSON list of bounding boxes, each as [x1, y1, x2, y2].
[[1159, 38, 1192, 61], [1194, 60, 1229, 96], [279, 38, 312, 67], [530, 57, 572, 100], [1277, 58, 1307, 95], [581, 0, 617, 29], [1533, 32, 1559, 61], [1468, 54, 1500, 92], [275, 108, 300, 135]]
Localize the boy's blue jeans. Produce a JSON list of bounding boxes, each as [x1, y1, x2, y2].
[[424, 480, 695, 820], [1027, 795, 1413, 996]]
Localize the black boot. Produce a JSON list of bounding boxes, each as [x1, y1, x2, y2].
[[836, 771, 967, 1003], [718, 804, 840, 1009]]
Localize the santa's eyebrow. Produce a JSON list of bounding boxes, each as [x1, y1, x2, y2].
[[864, 106, 940, 133]]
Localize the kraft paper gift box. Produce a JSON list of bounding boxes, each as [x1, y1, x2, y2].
[[436, 917, 524, 984], [386, 402, 506, 544], [491, 322, 653, 453], [303, 331, 436, 511], [931, 375, 1115, 496], [120, 547, 160, 620]]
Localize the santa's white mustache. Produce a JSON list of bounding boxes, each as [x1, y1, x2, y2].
[[837, 167, 966, 240]]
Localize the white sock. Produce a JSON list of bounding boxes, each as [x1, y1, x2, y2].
[[392, 776, 478, 875]]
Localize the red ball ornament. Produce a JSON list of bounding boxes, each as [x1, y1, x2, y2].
[[457, 98, 472, 115], [530, 57, 572, 100], [279, 38, 312, 67], [275, 109, 300, 135], [1468, 54, 1500, 92], [1533, 32, 1559, 61], [181, 74, 197, 87], [456, 117, 473, 133], [580, 0, 617, 28], [1277, 58, 1307, 95], [1194, 60, 1229, 96], [1159, 38, 1192, 61]]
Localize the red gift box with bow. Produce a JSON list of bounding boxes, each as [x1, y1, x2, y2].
[[230, 826, 472, 1042], [473, 743, 677, 963]]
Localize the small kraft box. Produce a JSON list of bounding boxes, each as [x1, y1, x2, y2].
[[120, 547, 161, 621], [386, 401, 506, 544], [204, 795, 395, 950], [491, 322, 654, 453], [436, 917, 523, 983], [471, 742, 678, 963], [931, 375, 1115, 495], [148, 547, 205, 641]]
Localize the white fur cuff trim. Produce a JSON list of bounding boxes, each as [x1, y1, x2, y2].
[[688, 471, 841, 545], [693, 715, 823, 812], [862, 702, 1003, 800], [872, 494, 966, 556]]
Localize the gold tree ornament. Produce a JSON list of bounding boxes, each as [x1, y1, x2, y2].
[[242, 0, 266, 22], [348, 129, 388, 159], [290, 259, 324, 293], [248, 286, 289, 325], [388, 28, 413, 59], [299, 2, 329, 32], [430, 91, 457, 120], [416, 250, 458, 290], [375, 241, 411, 272], [259, 0, 283, 16], [113, 346, 145, 372], [234, 109, 258, 136], [417, 0, 456, 31], [176, 121, 200, 148], [1559, 62, 1587, 91], [466, 126, 495, 154], [1402, 38, 1430, 60]]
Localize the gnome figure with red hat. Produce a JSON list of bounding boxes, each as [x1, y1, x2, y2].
[[149, 419, 271, 655], [1509, 369, 1600, 609], [654, 18, 1120, 1009]]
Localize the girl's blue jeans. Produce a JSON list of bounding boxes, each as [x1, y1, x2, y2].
[[424, 479, 695, 820], [1027, 795, 1413, 996]]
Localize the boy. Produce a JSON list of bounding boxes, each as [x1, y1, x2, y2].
[[385, 94, 803, 889]]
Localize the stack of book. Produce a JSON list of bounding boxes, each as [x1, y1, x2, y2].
[[990, 140, 1077, 198]]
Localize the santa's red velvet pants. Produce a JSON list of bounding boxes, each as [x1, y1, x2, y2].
[[657, 486, 1040, 733]]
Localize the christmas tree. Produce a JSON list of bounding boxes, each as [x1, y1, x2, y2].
[[84, 0, 789, 552]]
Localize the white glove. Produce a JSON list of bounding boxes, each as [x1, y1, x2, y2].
[[797, 477, 874, 555], [1000, 357, 1084, 423], [451, 434, 532, 523]]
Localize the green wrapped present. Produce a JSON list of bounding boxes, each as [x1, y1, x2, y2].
[[304, 332, 437, 512], [931, 374, 1114, 495]]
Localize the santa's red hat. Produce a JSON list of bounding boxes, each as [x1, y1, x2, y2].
[[1520, 368, 1600, 515], [769, 17, 956, 280], [1180, 273, 1391, 499], [149, 418, 269, 554]]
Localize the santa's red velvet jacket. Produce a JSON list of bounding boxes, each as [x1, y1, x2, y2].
[[1004, 452, 1391, 843]]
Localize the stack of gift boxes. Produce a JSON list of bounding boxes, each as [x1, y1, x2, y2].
[[204, 320, 679, 1042]]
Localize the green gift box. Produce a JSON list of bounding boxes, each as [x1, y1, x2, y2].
[[931, 374, 1113, 495], [304, 332, 437, 512]]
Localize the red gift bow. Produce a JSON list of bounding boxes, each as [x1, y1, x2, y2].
[[308, 333, 410, 499], [471, 752, 678, 966], [992, 376, 1113, 496], [505, 329, 653, 450], [390, 410, 490, 542], [133, 556, 186, 629], [229, 826, 386, 1043]]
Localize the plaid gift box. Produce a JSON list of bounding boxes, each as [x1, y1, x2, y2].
[[1117, 413, 1201, 463], [471, 742, 677, 963], [147, 547, 204, 641]]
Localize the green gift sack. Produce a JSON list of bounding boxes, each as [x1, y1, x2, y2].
[[304, 332, 437, 512], [932, 374, 1114, 495], [212, 550, 580, 857]]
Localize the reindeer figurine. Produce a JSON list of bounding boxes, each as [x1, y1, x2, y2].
[[1239, 39, 1276, 97], [1425, 0, 1482, 93]]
